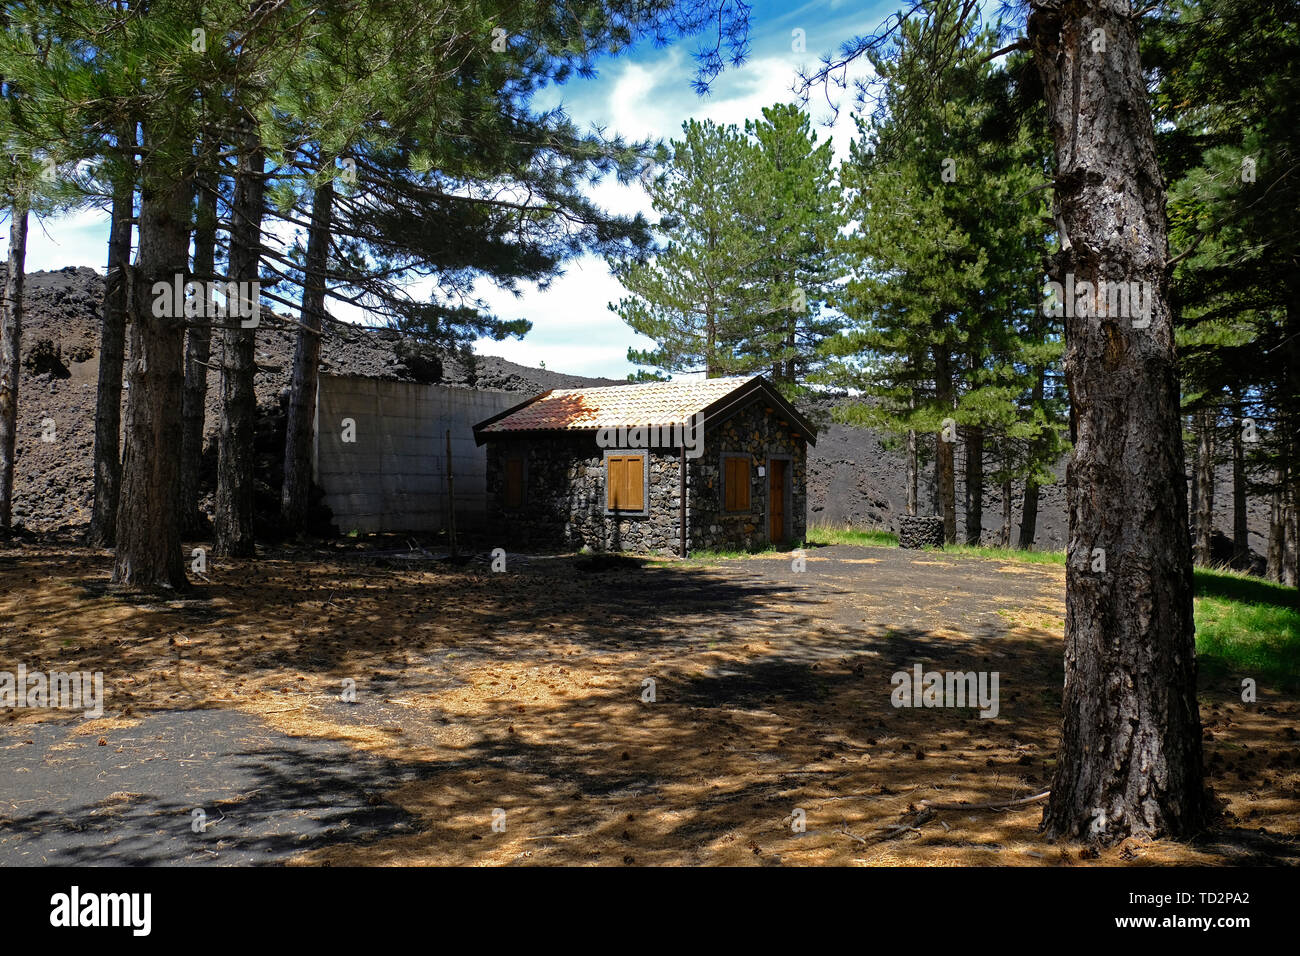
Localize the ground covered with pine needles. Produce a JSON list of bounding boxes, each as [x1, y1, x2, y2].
[[1, 540, 1296, 865]]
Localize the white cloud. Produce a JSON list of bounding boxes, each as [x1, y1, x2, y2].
[[471, 39, 874, 379], [472, 255, 657, 378], [5, 206, 113, 273]]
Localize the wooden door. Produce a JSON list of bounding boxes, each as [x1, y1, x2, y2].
[[769, 459, 787, 544]]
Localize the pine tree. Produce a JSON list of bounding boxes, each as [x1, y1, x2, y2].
[[1151, 0, 1300, 585], [828, 20, 1055, 545], [612, 104, 842, 389], [740, 103, 842, 389], [611, 118, 764, 378], [0, 9, 87, 533], [7, 0, 757, 564]]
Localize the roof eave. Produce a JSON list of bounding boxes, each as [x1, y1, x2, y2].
[[472, 389, 555, 445], [699, 377, 818, 446]]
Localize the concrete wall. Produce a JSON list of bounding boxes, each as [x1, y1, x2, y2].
[[314, 375, 520, 533]]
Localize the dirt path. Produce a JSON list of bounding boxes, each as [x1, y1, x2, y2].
[[1, 542, 1296, 865]]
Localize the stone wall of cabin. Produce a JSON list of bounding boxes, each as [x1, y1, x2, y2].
[[687, 399, 807, 552], [485, 433, 685, 555]]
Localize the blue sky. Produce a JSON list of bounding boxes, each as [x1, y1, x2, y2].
[[5, 0, 894, 378]]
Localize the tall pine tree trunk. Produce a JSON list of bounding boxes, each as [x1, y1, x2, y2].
[[1285, 292, 1300, 590], [214, 127, 265, 557], [907, 427, 918, 516], [281, 178, 332, 531], [1017, 369, 1046, 550], [705, 307, 719, 378], [1189, 417, 1197, 542], [1031, 0, 1206, 842], [934, 348, 956, 542], [1000, 442, 1013, 547], [1268, 469, 1285, 582], [89, 166, 133, 547], [112, 132, 194, 588], [1018, 476, 1040, 549], [936, 435, 956, 541], [1000, 476, 1013, 547], [180, 170, 219, 537], [906, 384, 919, 516], [1231, 392, 1248, 570], [0, 198, 28, 531], [1194, 405, 1216, 566], [964, 424, 983, 546], [1285, 493, 1298, 588]]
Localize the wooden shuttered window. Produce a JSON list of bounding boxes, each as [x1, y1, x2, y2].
[[504, 458, 524, 508], [724, 456, 750, 511], [606, 454, 645, 511]]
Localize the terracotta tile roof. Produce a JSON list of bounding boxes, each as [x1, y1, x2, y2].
[[478, 376, 758, 433]]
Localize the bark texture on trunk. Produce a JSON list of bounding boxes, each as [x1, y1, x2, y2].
[[1194, 405, 1216, 566], [1031, 0, 1206, 842], [935, 431, 955, 542], [1285, 293, 1300, 590], [705, 308, 719, 378], [180, 173, 218, 538], [1000, 451, 1013, 548], [214, 133, 265, 558], [0, 199, 28, 531], [112, 136, 193, 588], [906, 384, 919, 516], [964, 424, 983, 545], [281, 179, 332, 531], [89, 173, 133, 547]]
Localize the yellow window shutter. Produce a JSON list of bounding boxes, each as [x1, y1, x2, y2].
[[607, 456, 622, 509], [627, 455, 644, 510], [607, 455, 644, 510]]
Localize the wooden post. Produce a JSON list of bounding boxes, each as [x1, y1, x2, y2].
[[446, 429, 458, 558]]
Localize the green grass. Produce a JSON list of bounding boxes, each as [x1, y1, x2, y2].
[[937, 549, 1298, 686], [932, 543, 1067, 565], [1193, 564, 1298, 608], [941, 548, 1299, 689], [799, 523, 1300, 688], [683, 543, 784, 562], [1193, 566, 1300, 690], [805, 523, 898, 548]]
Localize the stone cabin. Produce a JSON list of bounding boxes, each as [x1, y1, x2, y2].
[[472, 375, 816, 556]]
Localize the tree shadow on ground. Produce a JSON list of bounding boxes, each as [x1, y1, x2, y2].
[[0, 711, 427, 866], [1195, 569, 1298, 609], [1, 544, 1297, 865]]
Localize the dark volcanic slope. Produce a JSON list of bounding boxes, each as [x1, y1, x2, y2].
[[3, 267, 1271, 562], [6, 267, 624, 531], [803, 403, 1067, 550]]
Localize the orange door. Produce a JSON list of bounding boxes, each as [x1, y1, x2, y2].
[[769, 459, 786, 544]]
